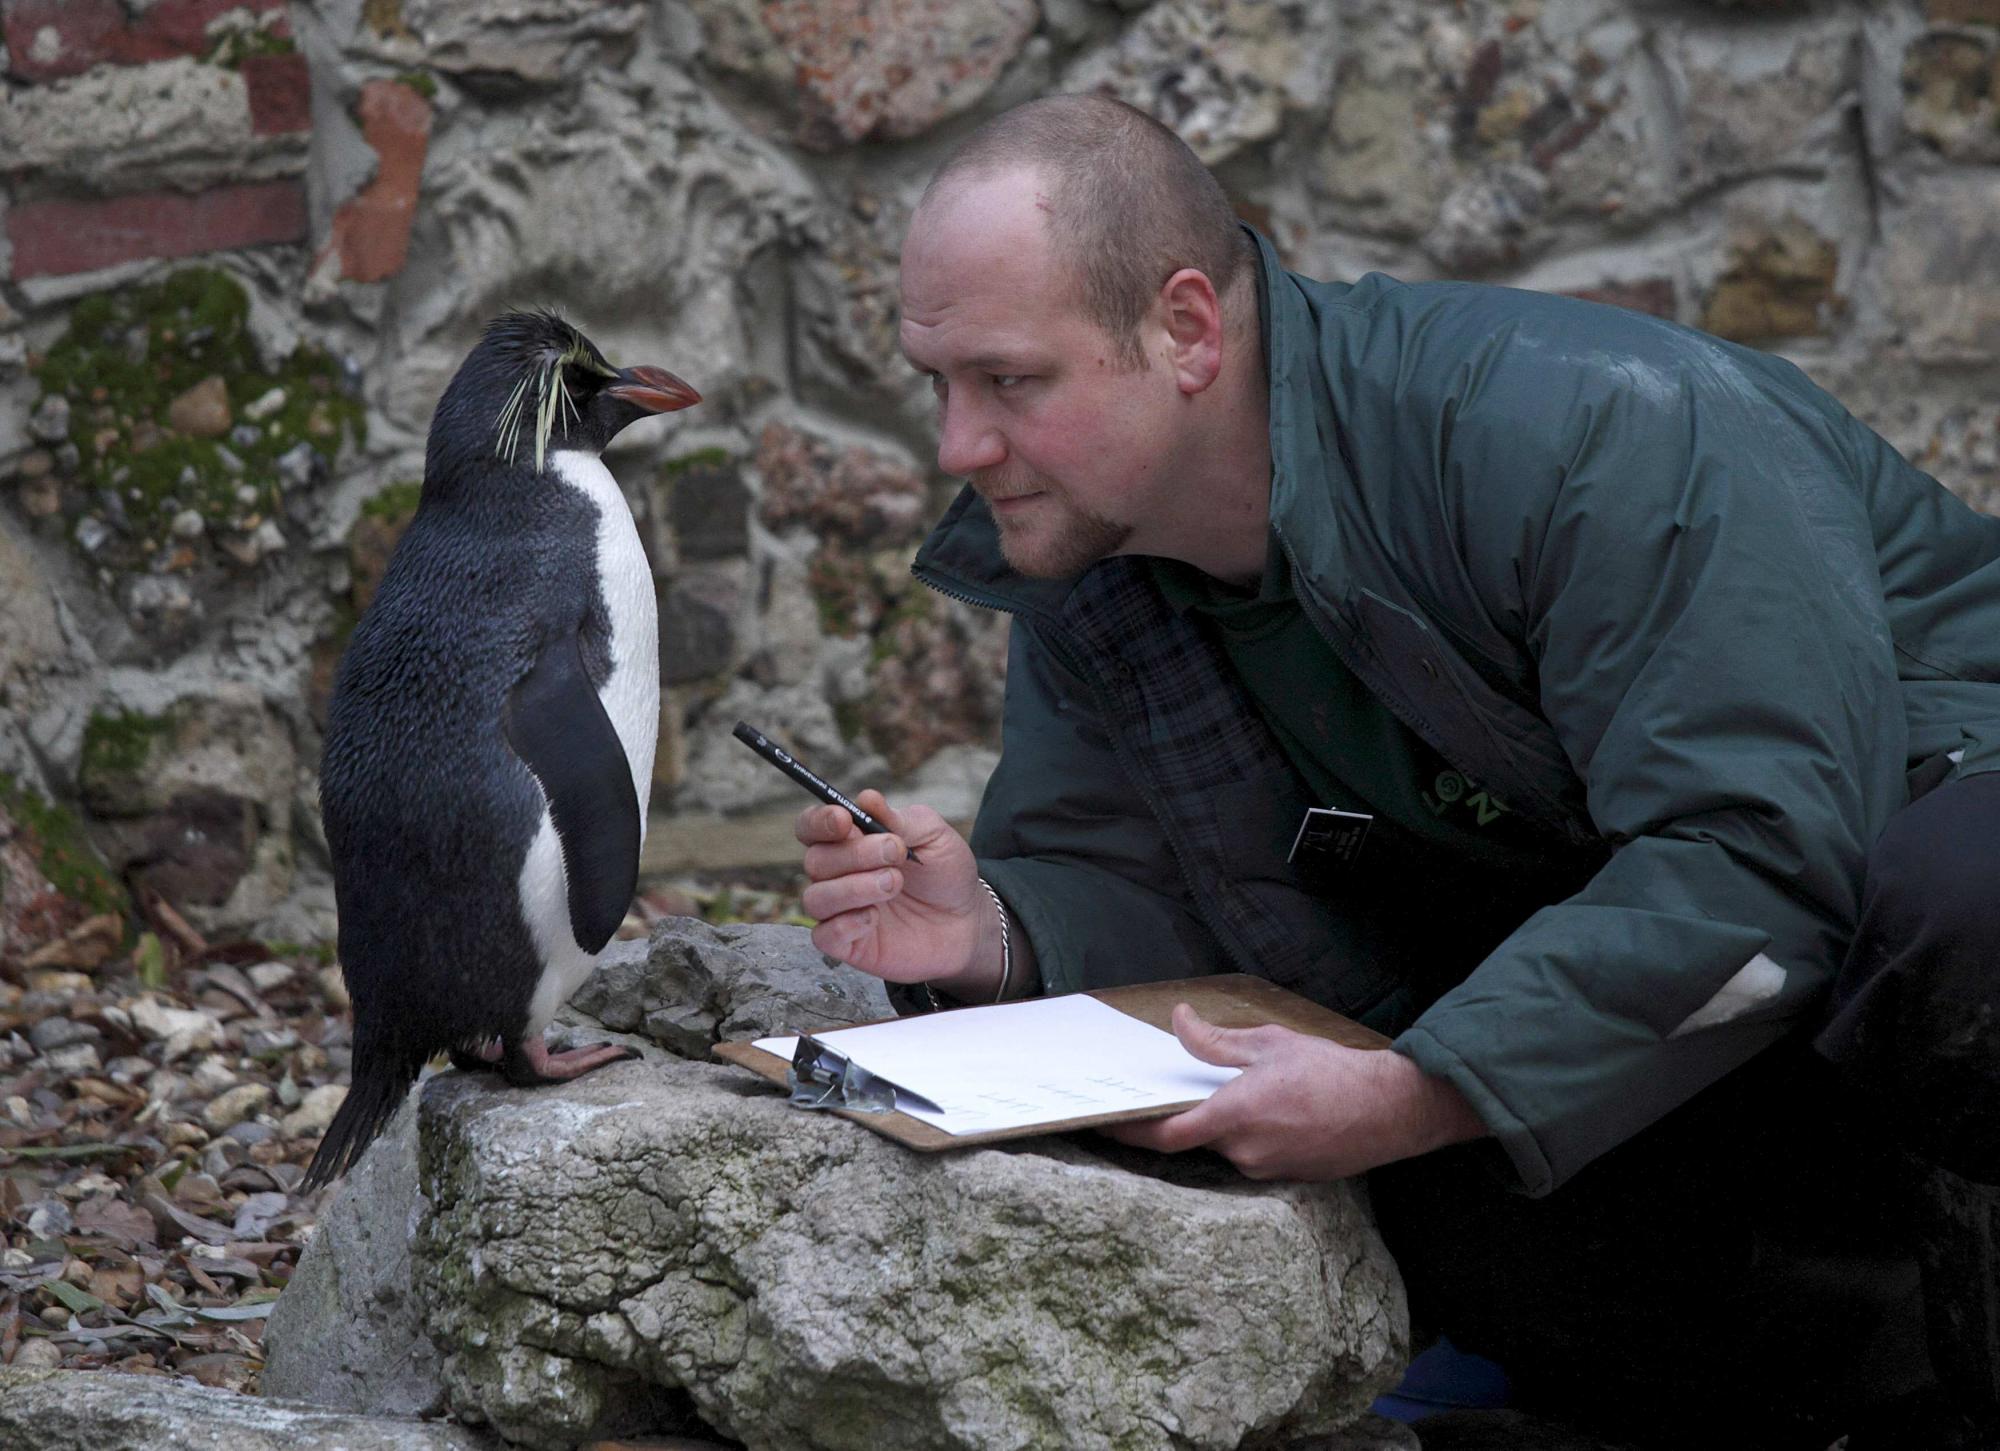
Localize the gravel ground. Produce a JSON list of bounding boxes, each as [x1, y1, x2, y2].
[[0, 873, 807, 1391]]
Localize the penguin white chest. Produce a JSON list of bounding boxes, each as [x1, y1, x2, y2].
[[516, 451, 659, 1036], [551, 450, 660, 826]]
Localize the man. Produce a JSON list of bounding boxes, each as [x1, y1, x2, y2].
[[793, 93, 2000, 1447]]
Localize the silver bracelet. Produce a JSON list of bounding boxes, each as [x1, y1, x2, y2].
[[980, 876, 1013, 1005], [923, 877, 1012, 1011]]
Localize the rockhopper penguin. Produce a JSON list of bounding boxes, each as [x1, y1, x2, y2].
[[304, 311, 699, 1190]]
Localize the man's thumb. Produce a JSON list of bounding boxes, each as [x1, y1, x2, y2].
[[1171, 1003, 1257, 1069]]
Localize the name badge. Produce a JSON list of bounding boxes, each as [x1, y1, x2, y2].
[[1288, 806, 1373, 867]]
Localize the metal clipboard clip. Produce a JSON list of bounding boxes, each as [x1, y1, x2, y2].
[[786, 1032, 900, 1114]]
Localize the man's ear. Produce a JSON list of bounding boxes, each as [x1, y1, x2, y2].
[[1158, 268, 1224, 395]]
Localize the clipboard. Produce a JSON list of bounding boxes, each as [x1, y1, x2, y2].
[[711, 973, 1390, 1152]]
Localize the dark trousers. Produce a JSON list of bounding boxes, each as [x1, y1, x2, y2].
[[1368, 771, 2000, 1449], [1818, 769, 2000, 1411]]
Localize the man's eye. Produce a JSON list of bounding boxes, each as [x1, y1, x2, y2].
[[991, 374, 1023, 390]]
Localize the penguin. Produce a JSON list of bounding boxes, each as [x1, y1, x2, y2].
[[304, 311, 700, 1190]]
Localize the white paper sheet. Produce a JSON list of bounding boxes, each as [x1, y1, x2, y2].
[[755, 993, 1240, 1136]]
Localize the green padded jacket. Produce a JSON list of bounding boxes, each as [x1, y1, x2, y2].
[[910, 231, 2000, 1195]]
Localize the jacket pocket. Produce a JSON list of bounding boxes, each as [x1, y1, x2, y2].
[[1351, 589, 1586, 838]]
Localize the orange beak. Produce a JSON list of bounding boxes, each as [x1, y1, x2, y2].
[[607, 365, 702, 413]]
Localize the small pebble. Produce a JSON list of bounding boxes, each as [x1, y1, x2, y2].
[[244, 386, 287, 421], [11, 1338, 62, 1370], [27, 1017, 94, 1053], [163, 1120, 210, 1149], [38, 1042, 101, 1076], [189, 1058, 239, 1097], [246, 961, 294, 992], [203, 1082, 272, 1132]]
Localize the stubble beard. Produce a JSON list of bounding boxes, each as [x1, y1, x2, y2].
[[988, 486, 1133, 579]]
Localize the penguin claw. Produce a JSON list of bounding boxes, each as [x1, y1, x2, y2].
[[499, 1035, 640, 1087]]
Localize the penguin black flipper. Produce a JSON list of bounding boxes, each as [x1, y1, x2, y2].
[[503, 629, 641, 954]]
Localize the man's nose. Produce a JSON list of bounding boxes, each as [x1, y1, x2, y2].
[[936, 396, 1005, 477]]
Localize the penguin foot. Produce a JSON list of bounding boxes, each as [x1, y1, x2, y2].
[[500, 1034, 640, 1087]]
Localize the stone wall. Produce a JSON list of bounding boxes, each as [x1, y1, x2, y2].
[[3, 0, 1997, 952]]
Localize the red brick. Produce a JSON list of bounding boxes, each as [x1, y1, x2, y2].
[[243, 51, 311, 135], [325, 80, 433, 284], [7, 181, 308, 280], [140, 0, 291, 59], [4, 0, 137, 81], [4, 0, 290, 82]]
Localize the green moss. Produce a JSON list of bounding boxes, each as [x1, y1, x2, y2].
[[868, 585, 934, 662], [206, 27, 298, 68], [0, 773, 129, 923], [659, 447, 732, 479], [80, 709, 173, 779], [806, 550, 868, 638], [394, 69, 439, 101], [31, 267, 366, 571], [360, 480, 424, 523]]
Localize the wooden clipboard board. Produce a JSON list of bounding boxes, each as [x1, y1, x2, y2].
[[711, 973, 1390, 1152]]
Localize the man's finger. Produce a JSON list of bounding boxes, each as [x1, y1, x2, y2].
[[1099, 1095, 1230, 1154], [853, 788, 903, 834], [794, 803, 857, 846], [1171, 1003, 1260, 1069]]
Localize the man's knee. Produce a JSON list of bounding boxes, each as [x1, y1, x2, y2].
[[1846, 772, 2000, 997]]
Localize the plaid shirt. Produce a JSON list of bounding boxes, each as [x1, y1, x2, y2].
[[1053, 556, 1409, 1018]]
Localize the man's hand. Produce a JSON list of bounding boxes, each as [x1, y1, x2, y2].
[[795, 789, 1011, 998], [1103, 1004, 1488, 1180]]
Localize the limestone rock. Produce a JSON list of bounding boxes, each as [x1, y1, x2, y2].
[[674, 677, 864, 815], [660, 561, 747, 686], [756, 421, 929, 547], [78, 689, 298, 932], [694, 0, 1039, 149], [0, 56, 306, 194], [665, 452, 753, 562], [1285, 2, 1665, 259], [860, 595, 1008, 775], [0, 1367, 503, 1451], [365, 74, 815, 436], [1665, 15, 1861, 190], [1064, 0, 1338, 165], [790, 187, 916, 404], [394, 0, 645, 85], [0, 516, 61, 694], [264, 1098, 449, 1417], [1900, 24, 2000, 161], [413, 1055, 1407, 1451], [568, 918, 892, 1057], [79, 689, 295, 825], [1881, 172, 2000, 364]]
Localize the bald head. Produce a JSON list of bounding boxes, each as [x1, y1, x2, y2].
[[914, 93, 1257, 368]]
